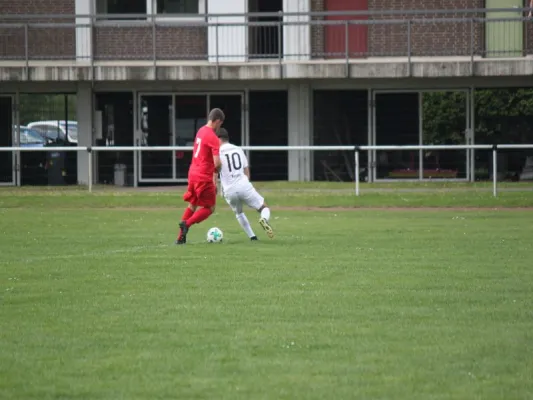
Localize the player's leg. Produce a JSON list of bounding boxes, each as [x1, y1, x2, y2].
[[177, 182, 199, 244], [176, 203, 198, 244], [258, 203, 271, 222], [237, 212, 258, 240], [258, 202, 273, 239], [244, 186, 274, 238], [227, 192, 257, 240], [183, 181, 216, 229]]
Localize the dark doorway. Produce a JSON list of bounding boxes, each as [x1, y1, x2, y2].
[[95, 92, 134, 184], [0, 96, 13, 184], [140, 95, 172, 180], [375, 93, 419, 179], [249, 91, 288, 181], [313, 90, 368, 181], [248, 0, 283, 58]]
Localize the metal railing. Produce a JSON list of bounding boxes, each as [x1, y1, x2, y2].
[[1, 144, 532, 197], [0, 8, 531, 66], [1, 7, 531, 19]]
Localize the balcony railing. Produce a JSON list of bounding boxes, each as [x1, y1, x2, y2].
[[0, 8, 531, 64]]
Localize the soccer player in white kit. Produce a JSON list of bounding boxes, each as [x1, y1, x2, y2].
[[217, 128, 274, 240]]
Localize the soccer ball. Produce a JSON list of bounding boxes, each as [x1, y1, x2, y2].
[[207, 227, 223, 243]]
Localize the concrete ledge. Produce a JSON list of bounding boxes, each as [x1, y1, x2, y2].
[[1, 57, 532, 81]]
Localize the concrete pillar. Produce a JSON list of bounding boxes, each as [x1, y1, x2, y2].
[[75, 0, 92, 61], [76, 83, 93, 185], [288, 83, 312, 181]]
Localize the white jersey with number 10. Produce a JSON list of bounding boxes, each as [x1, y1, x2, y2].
[[219, 143, 249, 192]]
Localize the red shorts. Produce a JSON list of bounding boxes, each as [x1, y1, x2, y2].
[[183, 180, 216, 208]]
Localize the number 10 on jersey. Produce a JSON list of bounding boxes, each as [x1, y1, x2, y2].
[[225, 152, 242, 172]]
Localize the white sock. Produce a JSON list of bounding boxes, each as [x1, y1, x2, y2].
[[260, 207, 271, 221], [236, 213, 256, 238]]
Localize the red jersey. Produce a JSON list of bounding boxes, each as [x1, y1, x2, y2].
[[188, 125, 220, 181]]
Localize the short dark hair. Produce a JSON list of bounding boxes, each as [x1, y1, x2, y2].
[[208, 108, 225, 122], [217, 128, 229, 141]]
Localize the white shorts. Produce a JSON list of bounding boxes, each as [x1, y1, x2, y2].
[[223, 183, 264, 214]]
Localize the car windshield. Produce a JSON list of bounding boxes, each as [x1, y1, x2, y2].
[[22, 128, 46, 144], [62, 124, 78, 140]]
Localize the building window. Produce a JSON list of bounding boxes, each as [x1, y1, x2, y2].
[[157, 0, 199, 14], [95, 0, 204, 20], [96, 0, 147, 15]]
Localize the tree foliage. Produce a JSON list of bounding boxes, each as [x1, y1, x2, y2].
[[422, 88, 533, 145], [474, 89, 533, 144], [18, 94, 77, 126], [423, 91, 467, 145]]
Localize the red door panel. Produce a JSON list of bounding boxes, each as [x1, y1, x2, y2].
[[324, 0, 368, 58]]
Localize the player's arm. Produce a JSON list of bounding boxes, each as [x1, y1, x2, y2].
[[214, 171, 221, 195], [211, 136, 222, 193], [211, 135, 222, 172], [213, 155, 222, 172], [244, 167, 250, 180], [213, 155, 221, 195]]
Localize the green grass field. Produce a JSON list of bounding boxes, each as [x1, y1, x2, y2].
[[1, 183, 532, 399]]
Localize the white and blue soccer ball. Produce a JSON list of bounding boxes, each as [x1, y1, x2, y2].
[[207, 227, 223, 243]]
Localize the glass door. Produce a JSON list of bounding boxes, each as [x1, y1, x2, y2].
[[209, 94, 243, 146], [372, 91, 420, 180], [139, 94, 173, 182], [0, 96, 15, 186], [421, 90, 469, 180], [173, 93, 244, 181], [174, 95, 208, 181], [137, 92, 244, 184]]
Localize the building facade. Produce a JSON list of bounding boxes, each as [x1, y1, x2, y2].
[[1, 0, 532, 186]]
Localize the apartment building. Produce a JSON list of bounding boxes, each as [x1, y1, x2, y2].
[[0, 0, 531, 186]]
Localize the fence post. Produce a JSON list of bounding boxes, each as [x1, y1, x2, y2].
[[134, 140, 139, 188], [407, 20, 412, 76], [90, 17, 95, 81], [88, 147, 93, 193], [278, 12, 283, 79], [152, 15, 157, 77], [492, 144, 497, 197], [345, 20, 349, 77], [215, 22, 220, 79], [354, 146, 360, 197], [470, 18, 475, 75], [24, 24, 29, 79]]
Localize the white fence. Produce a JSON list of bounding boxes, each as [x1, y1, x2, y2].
[[2, 144, 533, 197]]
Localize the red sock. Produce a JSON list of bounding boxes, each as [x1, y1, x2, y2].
[[186, 208, 212, 227], [181, 207, 194, 222], [177, 208, 195, 239]]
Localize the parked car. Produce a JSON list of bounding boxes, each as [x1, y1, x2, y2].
[[16, 126, 47, 148], [11, 126, 48, 184], [27, 120, 78, 145]]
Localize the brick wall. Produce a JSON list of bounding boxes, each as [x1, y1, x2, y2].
[[312, 0, 493, 58], [0, 0, 75, 60], [93, 25, 207, 61], [0, 0, 530, 62], [369, 0, 484, 57]]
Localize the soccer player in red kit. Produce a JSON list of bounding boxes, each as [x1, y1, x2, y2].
[[176, 108, 225, 244]]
